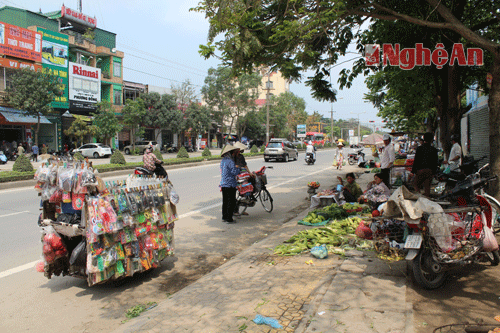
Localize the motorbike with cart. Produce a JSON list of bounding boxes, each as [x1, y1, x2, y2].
[[236, 166, 274, 214]]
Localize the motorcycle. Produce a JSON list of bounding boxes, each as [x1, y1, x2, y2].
[[0, 151, 7, 164], [433, 155, 487, 196], [134, 162, 168, 178], [305, 152, 315, 165], [236, 166, 273, 214], [183, 144, 196, 153], [348, 149, 364, 165], [163, 143, 178, 154]]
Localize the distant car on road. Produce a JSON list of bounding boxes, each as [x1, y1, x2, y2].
[[72, 143, 112, 158], [264, 138, 298, 162], [123, 141, 159, 155]]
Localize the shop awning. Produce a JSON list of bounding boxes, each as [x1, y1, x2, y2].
[[0, 107, 52, 124]]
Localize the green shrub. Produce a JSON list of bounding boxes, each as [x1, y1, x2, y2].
[[176, 146, 189, 158], [133, 147, 142, 155], [110, 150, 126, 165], [153, 149, 163, 160], [74, 151, 84, 161], [12, 154, 34, 172], [250, 145, 258, 153], [260, 145, 266, 152], [202, 147, 212, 157]]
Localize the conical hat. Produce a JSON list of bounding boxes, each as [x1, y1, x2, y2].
[[233, 142, 247, 151], [221, 144, 239, 156]]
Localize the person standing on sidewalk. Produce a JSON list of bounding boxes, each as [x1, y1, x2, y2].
[[443, 134, 462, 171], [31, 143, 39, 162], [17, 143, 25, 156], [220, 145, 241, 223], [411, 132, 439, 197], [380, 134, 395, 188]]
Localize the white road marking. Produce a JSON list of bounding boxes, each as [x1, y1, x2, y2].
[[0, 260, 39, 279], [0, 166, 332, 279], [0, 210, 29, 218]]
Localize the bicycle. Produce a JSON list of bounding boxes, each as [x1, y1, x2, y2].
[[236, 166, 274, 213]]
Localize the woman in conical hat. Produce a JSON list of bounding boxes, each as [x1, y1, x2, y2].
[[220, 144, 241, 223], [335, 142, 345, 170]]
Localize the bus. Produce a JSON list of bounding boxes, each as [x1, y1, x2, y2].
[[305, 132, 325, 145]]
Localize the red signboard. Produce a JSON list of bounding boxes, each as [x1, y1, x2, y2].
[[0, 57, 42, 71], [0, 22, 42, 62], [61, 6, 97, 28]]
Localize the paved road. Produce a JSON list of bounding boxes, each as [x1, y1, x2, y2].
[[0, 148, 349, 332]]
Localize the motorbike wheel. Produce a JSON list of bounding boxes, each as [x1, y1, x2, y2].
[[348, 157, 356, 165], [411, 249, 447, 290], [484, 250, 500, 266], [259, 189, 273, 212]]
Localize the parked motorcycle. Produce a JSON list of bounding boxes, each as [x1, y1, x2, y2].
[[183, 144, 196, 153], [236, 166, 273, 214], [305, 152, 315, 165], [163, 143, 178, 154], [348, 149, 364, 165], [433, 155, 487, 196], [0, 151, 7, 164]]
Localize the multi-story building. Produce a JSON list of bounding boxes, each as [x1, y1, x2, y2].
[[0, 5, 124, 151]]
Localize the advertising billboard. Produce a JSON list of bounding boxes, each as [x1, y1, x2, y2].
[[38, 28, 69, 109], [297, 124, 306, 138], [68, 61, 101, 113], [0, 22, 42, 62]]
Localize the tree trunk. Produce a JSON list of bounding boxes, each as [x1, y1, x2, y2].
[[489, 55, 500, 199]]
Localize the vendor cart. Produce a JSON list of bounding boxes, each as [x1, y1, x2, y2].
[[390, 154, 415, 188], [35, 159, 177, 286]]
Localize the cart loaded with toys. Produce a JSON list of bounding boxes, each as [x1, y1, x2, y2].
[[34, 159, 178, 286]]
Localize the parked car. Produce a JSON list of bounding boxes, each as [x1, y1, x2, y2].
[[264, 138, 298, 162], [72, 143, 112, 158], [123, 141, 159, 155]]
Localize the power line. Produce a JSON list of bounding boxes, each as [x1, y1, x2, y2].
[[124, 53, 206, 78], [122, 65, 203, 88]]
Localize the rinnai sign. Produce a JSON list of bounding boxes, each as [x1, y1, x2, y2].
[[0, 22, 42, 62], [68, 61, 100, 111], [61, 5, 97, 28], [364, 43, 483, 69]]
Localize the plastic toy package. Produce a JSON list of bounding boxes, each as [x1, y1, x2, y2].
[[85, 175, 176, 286]]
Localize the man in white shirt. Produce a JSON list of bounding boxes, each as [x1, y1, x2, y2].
[[380, 134, 395, 188], [305, 141, 316, 160], [443, 135, 462, 171]]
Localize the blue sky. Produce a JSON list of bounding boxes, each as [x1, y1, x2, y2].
[[9, 0, 384, 128]]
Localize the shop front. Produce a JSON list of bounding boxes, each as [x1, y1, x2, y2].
[[0, 106, 57, 151]]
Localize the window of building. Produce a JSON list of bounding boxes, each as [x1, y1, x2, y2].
[[114, 89, 122, 105], [113, 61, 121, 77], [265, 80, 273, 89]]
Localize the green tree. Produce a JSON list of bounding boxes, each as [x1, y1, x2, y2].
[[184, 103, 212, 144], [92, 100, 123, 146], [142, 92, 182, 143], [122, 98, 147, 150], [64, 117, 98, 147], [201, 65, 261, 137], [6, 68, 61, 146]]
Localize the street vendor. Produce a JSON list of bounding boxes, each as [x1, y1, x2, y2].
[[337, 173, 363, 202], [380, 134, 395, 188], [358, 173, 391, 209]]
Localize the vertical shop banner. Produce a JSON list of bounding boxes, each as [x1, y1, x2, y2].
[[0, 22, 42, 62], [68, 61, 101, 113], [37, 28, 69, 109]]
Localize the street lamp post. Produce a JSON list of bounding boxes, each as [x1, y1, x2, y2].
[[350, 111, 365, 144], [265, 71, 272, 145]]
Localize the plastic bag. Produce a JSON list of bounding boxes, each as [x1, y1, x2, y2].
[[483, 211, 499, 252], [42, 226, 67, 263], [168, 182, 180, 205], [57, 166, 75, 192], [310, 244, 328, 259], [69, 240, 87, 266], [332, 160, 338, 167], [355, 221, 373, 240]]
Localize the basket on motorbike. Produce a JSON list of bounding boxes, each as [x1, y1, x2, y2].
[[259, 174, 267, 185], [426, 210, 484, 264], [371, 218, 407, 261]]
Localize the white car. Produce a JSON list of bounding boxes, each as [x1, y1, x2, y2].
[[73, 143, 112, 158]]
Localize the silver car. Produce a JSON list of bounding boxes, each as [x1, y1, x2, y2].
[[264, 139, 298, 162], [123, 141, 159, 155], [73, 143, 112, 158]]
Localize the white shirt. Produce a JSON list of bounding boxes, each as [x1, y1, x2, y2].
[[380, 143, 395, 169], [449, 143, 462, 169], [306, 145, 315, 154]]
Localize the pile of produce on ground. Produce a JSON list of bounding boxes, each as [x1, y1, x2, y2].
[[316, 189, 336, 197], [307, 181, 320, 188], [275, 214, 373, 256]]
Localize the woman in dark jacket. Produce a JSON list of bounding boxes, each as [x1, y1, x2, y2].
[[220, 145, 241, 223]]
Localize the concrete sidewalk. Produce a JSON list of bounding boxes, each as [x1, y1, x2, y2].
[[115, 170, 413, 333]]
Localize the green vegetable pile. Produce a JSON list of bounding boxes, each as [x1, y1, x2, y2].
[[301, 212, 328, 224], [275, 216, 371, 256]]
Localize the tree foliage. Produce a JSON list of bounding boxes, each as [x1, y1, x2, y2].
[[6, 68, 61, 146], [184, 103, 212, 139], [122, 98, 147, 149], [142, 92, 182, 142], [92, 100, 123, 146], [64, 117, 97, 146]]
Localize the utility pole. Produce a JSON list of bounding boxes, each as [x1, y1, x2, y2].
[[265, 71, 272, 145], [351, 111, 365, 143]]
